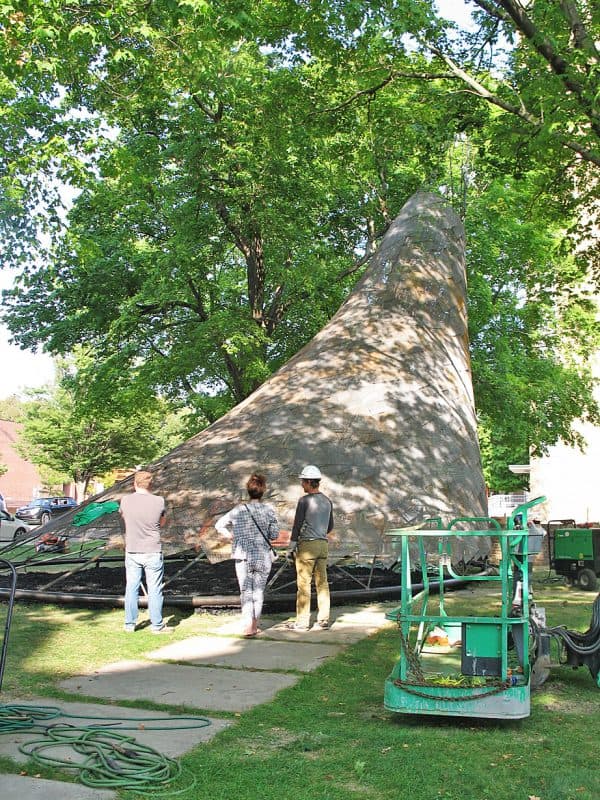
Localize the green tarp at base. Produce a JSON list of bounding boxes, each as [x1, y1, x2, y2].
[[73, 501, 120, 526]]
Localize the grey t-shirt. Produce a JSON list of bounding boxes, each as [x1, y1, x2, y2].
[[291, 492, 334, 542], [120, 491, 165, 553]]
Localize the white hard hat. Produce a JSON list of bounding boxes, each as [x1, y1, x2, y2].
[[299, 465, 322, 480]]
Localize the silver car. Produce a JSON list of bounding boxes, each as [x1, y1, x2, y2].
[[0, 508, 33, 542]]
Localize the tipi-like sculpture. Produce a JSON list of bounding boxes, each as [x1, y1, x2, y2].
[[53, 192, 488, 563]]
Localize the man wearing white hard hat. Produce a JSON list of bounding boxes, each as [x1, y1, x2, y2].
[[287, 465, 334, 631]]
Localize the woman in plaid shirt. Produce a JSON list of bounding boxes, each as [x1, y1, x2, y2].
[[215, 473, 280, 637]]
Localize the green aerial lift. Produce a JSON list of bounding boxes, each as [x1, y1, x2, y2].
[[384, 497, 600, 720]]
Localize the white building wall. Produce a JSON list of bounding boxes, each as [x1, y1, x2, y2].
[[529, 353, 600, 524], [529, 180, 600, 525]]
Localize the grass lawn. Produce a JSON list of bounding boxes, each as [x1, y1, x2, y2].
[[0, 573, 598, 800]]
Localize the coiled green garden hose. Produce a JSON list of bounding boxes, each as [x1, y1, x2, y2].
[[2, 558, 210, 793], [0, 702, 211, 792]]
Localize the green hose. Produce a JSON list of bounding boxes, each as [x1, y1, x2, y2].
[[0, 702, 210, 792], [20, 725, 182, 789], [0, 702, 61, 732]]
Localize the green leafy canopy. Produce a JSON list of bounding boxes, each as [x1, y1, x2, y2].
[[1, 0, 598, 490]]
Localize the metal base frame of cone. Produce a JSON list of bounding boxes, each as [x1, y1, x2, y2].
[[0, 547, 489, 610]]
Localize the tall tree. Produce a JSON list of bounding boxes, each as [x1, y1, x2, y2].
[[1, 0, 598, 485], [2, 3, 459, 418], [463, 175, 600, 489]]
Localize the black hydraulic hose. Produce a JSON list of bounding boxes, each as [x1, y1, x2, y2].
[[544, 593, 600, 656], [0, 559, 17, 693], [0, 588, 241, 608]]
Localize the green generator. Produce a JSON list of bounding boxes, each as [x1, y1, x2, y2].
[[550, 526, 600, 590]]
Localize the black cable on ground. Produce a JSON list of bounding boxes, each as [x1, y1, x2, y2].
[[539, 572, 564, 584], [545, 592, 600, 656]]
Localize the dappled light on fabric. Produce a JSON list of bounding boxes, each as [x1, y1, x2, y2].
[[39, 192, 488, 568]]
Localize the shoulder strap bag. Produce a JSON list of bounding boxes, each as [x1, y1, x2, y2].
[[244, 504, 277, 557]]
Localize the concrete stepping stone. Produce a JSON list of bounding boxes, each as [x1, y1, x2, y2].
[[256, 607, 394, 643], [60, 660, 298, 713], [0, 697, 231, 766], [0, 774, 115, 800], [213, 606, 394, 644], [147, 635, 341, 671]]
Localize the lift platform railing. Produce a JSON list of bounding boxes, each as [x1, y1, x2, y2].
[[382, 497, 545, 720]]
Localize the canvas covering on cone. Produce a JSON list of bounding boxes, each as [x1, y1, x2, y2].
[[49, 192, 490, 565]]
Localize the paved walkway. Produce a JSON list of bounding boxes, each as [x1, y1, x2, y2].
[[0, 604, 394, 799]]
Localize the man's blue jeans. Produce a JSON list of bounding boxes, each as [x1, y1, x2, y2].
[[125, 551, 164, 630]]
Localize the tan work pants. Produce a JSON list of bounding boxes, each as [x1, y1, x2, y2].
[[295, 539, 330, 627]]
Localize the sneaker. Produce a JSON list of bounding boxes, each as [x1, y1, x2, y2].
[[285, 621, 309, 631], [313, 621, 329, 630], [151, 625, 174, 634], [123, 624, 136, 633]]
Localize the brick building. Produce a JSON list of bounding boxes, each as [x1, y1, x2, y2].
[[0, 419, 43, 512]]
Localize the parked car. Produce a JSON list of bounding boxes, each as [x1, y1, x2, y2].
[[0, 509, 34, 541], [15, 496, 78, 526]]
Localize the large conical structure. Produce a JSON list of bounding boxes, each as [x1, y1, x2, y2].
[[49, 192, 488, 563]]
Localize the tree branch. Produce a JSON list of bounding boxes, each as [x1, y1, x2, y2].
[[472, 0, 600, 134], [469, 0, 511, 24], [338, 248, 377, 281], [135, 299, 203, 317], [559, 0, 600, 58], [214, 200, 266, 325], [427, 43, 600, 167], [313, 70, 455, 114], [191, 94, 224, 123], [186, 277, 208, 321], [264, 281, 287, 336]]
